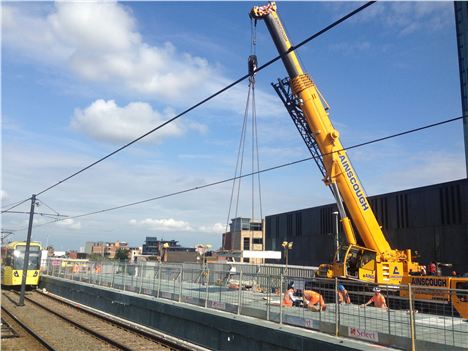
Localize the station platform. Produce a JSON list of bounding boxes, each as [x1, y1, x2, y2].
[[39, 274, 467, 351], [40, 275, 398, 351]]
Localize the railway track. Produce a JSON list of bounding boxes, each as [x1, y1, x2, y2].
[[2, 290, 116, 350], [1, 306, 52, 351], [3, 289, 204, 351]]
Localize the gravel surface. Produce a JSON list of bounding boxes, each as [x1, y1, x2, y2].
[[23, 291, 176, 351], [1, 313, 48, 351], [2, 290, 115, 351]]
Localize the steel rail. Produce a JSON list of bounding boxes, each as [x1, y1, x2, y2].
[[11, 291, 132, 351], [26, 290, 199, 351], [1, 305, 56, 351]]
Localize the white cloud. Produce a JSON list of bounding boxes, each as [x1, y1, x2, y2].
[[198, 222, 226, 234], [328, 41, 371, 56], [3, 2, 208, 100], [129, 218, 226, 234], [2, 2, 284, 119], [55, 218, 82, 230], [378, 151, 466, 192], [70, 99, 201, 143], [130, 218, 194, 232], [324, 2, 453, 36], [2, 2, 214, 103]]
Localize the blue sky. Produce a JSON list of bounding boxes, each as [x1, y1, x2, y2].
[[2, 1, 466, 251]]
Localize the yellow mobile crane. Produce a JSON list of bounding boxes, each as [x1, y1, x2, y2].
[[251, 2, 467, 318]]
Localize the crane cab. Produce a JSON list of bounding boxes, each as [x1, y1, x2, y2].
[[318, 245, 406, 285]]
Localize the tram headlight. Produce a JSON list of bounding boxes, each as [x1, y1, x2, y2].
[[13, 250, 21, 257]]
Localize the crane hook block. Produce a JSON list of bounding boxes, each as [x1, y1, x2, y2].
[[248, 55, 258, 76]]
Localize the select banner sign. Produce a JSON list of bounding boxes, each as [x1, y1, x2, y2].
[[348, 327, 379, 342]]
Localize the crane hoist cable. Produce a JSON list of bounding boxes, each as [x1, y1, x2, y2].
[[224, 20, 264, 247]]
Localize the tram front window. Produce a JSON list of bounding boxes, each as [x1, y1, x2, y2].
[[12, 245, 41, 270]]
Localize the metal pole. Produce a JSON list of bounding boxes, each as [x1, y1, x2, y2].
[[205, 269, 209, 308], [333, 211, 340, 261], [111, 261, 116, 288], [152, 264, 156, 295], [335, 277, 339, 336], [387, 287, 391, 335], [266, 274, 271, 321], [408, 284, 416, 351], [157, 262, 161, 298], [139, 263, 144, 294], [19, 195, 36, 306], [237, 271, 243, 315], [279, 274, 283, 325], [123, 263, 127, 291], [451, 288, 455, 346], [179, 266, 183, 302], [99, 264, 103, 286]]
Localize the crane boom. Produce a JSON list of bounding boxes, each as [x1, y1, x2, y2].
[[250, 3, 393, 256], [251, 1, 468, 319]]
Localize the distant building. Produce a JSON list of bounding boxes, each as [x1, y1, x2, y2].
[[89, 241, 128, 259], [128, 247, 142, 262], [164, 247, 197, 263], [142, 237, 159, 255], [84, 241, 94, 254], [142, 236, 179, 256], [222, 217, 264, 264], [140, 236, 196, 262], [68, 251, 87, 259]]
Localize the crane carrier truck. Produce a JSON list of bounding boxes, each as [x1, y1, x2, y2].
[[250, 2, 467, 318]]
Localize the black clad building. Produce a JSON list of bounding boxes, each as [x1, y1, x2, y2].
[[265, 178, 468, 274]]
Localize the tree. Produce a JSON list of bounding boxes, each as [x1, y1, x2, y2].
[[114, 248, 130, 261], [89, 253, 105, 262]]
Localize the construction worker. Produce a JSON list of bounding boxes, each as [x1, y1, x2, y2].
[[282, 282, 300, 307], [337, 284, 351, 304], [420, 265, 427, 275], [72, 263, 80, 274], [303, 289, 327, 311], [429, 261, 437, 276], [361, 287, 387, 309]]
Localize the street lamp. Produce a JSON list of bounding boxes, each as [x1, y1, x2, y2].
[[282, 241, 293, 275]]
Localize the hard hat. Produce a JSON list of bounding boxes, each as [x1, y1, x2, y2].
[[338, 284, 345, 291], [372, 287, 381, 293]]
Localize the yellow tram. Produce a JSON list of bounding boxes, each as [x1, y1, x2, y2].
[[1, 241, 42, 287]]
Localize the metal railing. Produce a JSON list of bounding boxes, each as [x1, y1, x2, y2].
[[44, 260, 467, 350]]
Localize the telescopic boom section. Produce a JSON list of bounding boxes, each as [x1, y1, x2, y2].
[[251, 2, 396, 259]]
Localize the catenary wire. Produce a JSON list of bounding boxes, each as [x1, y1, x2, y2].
[[2, 198, 31, 210], [36, 197, 61, 216], [1, 197, 32, 214], [32, 1, 376, 198], [28, 114, 464, 230], [2, 210, 68, 217]]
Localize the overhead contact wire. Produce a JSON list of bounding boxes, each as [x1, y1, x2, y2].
[[30, 115, 464, 229], [1, 197, 32, 214], [33, 1, 376, 197]]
